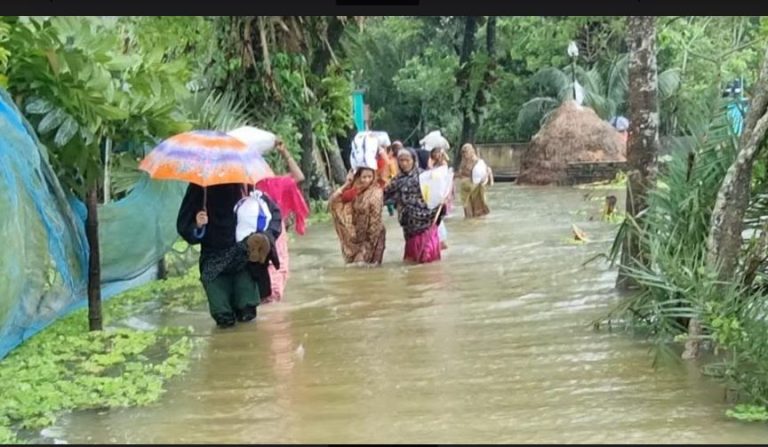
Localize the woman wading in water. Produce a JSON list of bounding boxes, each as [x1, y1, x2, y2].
[[457, 143, 492, 218], [254, 140, 309, 303], [177, 183, 282, 328], [329, 166, 386, 266], [383, 147, 443, 264]]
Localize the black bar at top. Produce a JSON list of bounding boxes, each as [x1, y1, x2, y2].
[[337, 0, 419, 5]]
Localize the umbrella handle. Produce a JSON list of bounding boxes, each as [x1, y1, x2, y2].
[[202, 186, 207, 212], [433, 203, 444, 226]]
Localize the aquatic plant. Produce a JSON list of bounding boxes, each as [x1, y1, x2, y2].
[[0, 271, 205, 443]]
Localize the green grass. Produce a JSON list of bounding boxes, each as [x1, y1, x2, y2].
[[0, 269, 205, 444]]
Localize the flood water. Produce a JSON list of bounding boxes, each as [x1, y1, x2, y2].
[[54, 184, 768, 444]]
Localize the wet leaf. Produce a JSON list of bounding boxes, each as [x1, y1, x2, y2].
[[95, 104, 129, 120], [105, 54, 139, 72], [25, 97, 54, 115], [44, 49, 61, 75], [54, 116, 79, 147], [38, 108, 67, 134]]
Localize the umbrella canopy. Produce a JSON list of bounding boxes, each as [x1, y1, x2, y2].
[[139, 130, 274, 187]]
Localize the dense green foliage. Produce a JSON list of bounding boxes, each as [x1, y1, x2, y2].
[[0, 16, 763, 177], [343, 16, 764, 143], [1, 17, 192, 197], [598, 96, 768, 417], [208, 18, 355, 148]]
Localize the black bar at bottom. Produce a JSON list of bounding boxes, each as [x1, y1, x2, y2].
[[337, 0, 419, 5]]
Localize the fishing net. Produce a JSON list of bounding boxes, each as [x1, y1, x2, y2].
[[0, 89, 186, 359]]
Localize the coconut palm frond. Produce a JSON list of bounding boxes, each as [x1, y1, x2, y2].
[[516, 96, 559, 133], [530, 67, 570, 92], [522, 52, 680, 135], [607, 53, 629, 100], [586, 67, 605, 96], [659, 68, 682, 100], [184, 90, 252, 132], [584, 89, 612, 119]]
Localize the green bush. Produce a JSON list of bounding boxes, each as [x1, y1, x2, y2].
[[600, 103, 768, 419]]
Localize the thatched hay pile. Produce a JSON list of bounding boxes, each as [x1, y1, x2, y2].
[[517, 101, 626, 185]]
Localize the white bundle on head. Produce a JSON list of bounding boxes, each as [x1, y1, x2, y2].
[[350, 131, 380, 170], [370, 131, 391, 147], [227, 126, 278, 155], [420, 130, 450, 151]]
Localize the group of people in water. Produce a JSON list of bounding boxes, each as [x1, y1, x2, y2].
[[176, 137, 493, 328]]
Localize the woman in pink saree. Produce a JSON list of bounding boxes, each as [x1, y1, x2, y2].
[[383, 147, 442, 264], [255, 140, 309, 303]]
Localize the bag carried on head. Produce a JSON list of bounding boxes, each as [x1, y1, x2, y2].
[[419, 130, 450, 152], [350, 131, 389, 170], [227, 126, 278, 154]]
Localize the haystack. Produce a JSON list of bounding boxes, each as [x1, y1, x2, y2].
[[517, 100, 626, 185]]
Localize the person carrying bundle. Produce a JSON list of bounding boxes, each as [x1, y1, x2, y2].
[[329, 132, 387, 265], [383, 147, 443, 264], [457, 143, 492, 218]]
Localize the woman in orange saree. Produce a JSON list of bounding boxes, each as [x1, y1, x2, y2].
[[329, 166, 386, 266]]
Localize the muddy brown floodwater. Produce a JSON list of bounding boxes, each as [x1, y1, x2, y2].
[[53, 184, 768, 444]]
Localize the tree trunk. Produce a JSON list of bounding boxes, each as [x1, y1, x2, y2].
[[157, 257, 168, 281], [299, 16, 348, 199], [298, 116, 331, 200], [706, 46, 768, 280], [103, 138, 112, 204], [310, 16, 346, 75], [616, 16, 660, 291], [299, 116, 317, 200], [686, 46, 768, 360], [325, 144, 348, 186], [468, 16, 498, 147], [86, 184, 103, 331], [311, 146, 332, 200], [455, 16, 479, 168]]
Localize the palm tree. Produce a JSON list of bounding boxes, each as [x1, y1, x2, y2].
[[516, 54, 681, 137]]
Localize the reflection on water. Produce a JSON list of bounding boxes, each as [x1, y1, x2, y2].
[[56, 184, 768, 444]]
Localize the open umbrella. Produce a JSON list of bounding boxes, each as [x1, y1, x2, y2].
[[139, 130, 274, 209]]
